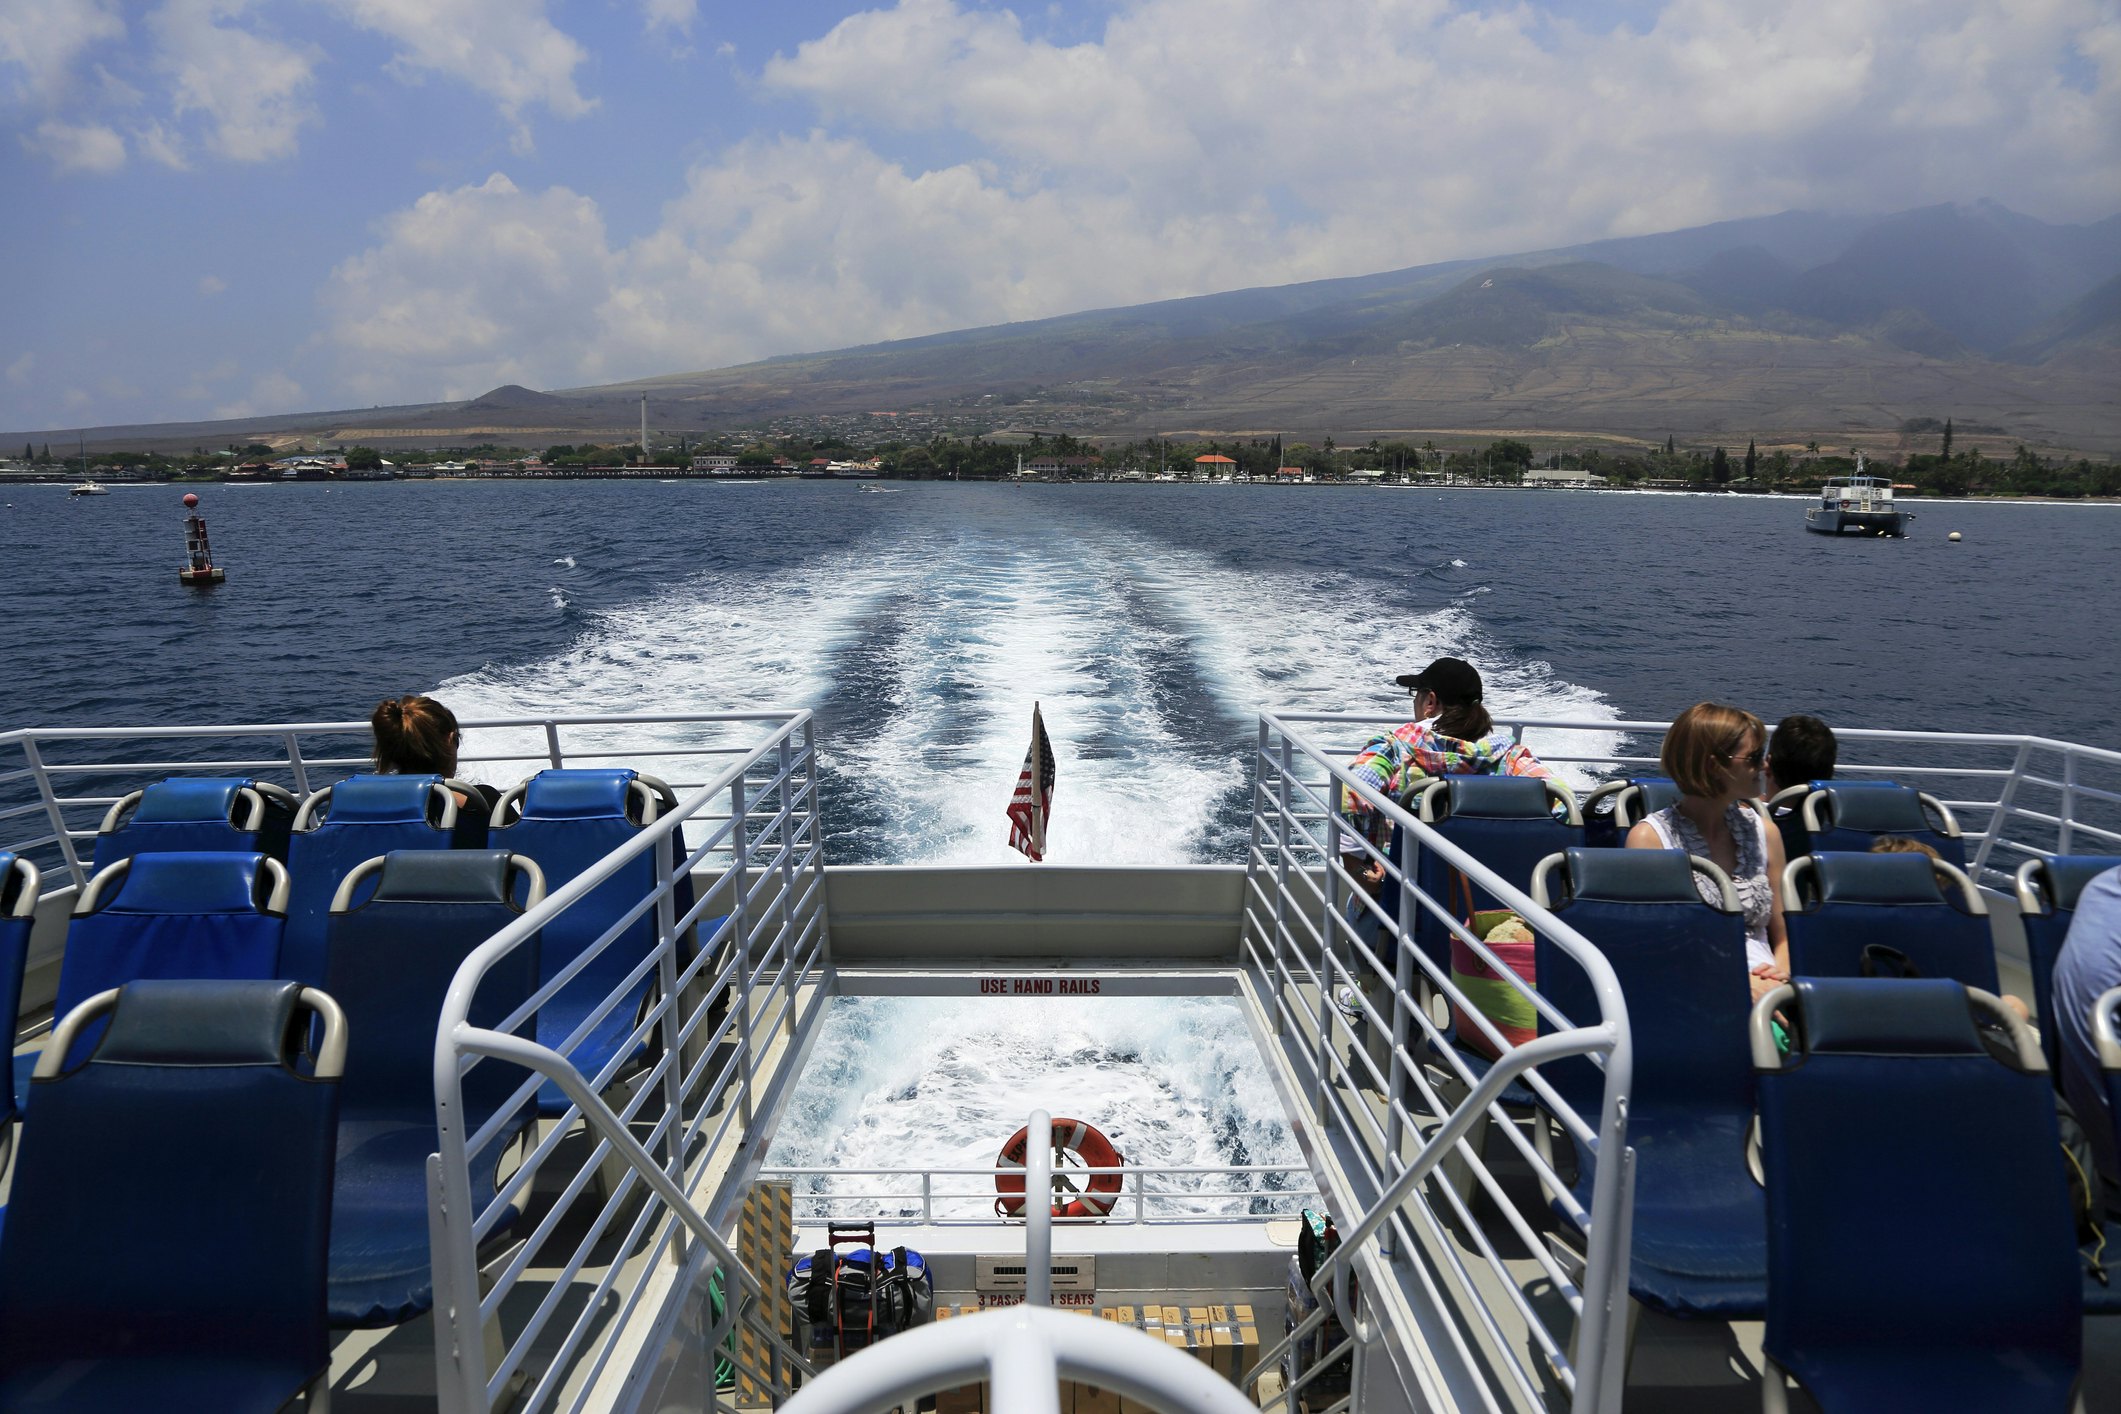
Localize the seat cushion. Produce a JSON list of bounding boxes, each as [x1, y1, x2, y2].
[[1565, 1108, 1767, 1319], [328, 1119, 446, 1327], [0, 1354, 316, 1413], [1774, 1343, 2078, 1414]]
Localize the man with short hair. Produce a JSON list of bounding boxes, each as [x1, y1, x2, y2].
[[1766, 713, 1837, 796]]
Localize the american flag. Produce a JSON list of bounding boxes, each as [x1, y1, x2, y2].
[[1007, 702, 1056, 861]]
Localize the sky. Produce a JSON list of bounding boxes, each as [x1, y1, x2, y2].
[[3, 0, 2119, 434]]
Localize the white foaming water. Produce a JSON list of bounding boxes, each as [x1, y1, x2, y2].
[[435, 506, 1622, 855], [554, 555, 577, 569], [764, 997, 1308, 1219]]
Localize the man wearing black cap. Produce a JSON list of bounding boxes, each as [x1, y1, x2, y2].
[[1339, 656, 1553, 869]]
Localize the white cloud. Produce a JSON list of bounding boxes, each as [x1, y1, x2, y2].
[[324, 0, 594, 142], [0, 0, 125, 106], [199, 274, 226, 295], [642, 0, 696, 38], [320, 172, 619, 401], [23, 117, 126, 172], [311, 0, 2121, 406], [4, 351, 32, 384], [150, 0, 318, 162]]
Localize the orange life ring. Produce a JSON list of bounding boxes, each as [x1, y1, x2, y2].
[[994, 1117, 1125, 1219]]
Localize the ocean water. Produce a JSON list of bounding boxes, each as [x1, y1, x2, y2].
[[5, 479, 2115, 865], [6, 478, 2116, 1179]]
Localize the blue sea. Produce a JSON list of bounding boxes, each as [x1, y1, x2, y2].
[[4, 479, 2116, 865]]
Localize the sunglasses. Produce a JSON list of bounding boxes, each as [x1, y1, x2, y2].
[[1725, 748, 1766, 769]]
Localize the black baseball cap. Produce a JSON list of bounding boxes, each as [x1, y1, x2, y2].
[[1395, 657, 1483, 703]]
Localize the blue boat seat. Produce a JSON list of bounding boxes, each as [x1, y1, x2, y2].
[[1781, 851, 1997, 991], [0, 854, 37, 1148], [1770, 781, 1965, 868], [323, 849, 543, 1327], [1532, 847, 1765, 1318], [1579, 776, 1681, 850], [0, 979, 344, 1413], [282, 773, 477, 988], [2017, 856, 2121, 1076], [1754, 978, 2080, 1413], [1402, 775, 1581, 982], [490, 769, 690, 1114], [90, 776, 299, 872], [54, 852, 289, 1066]]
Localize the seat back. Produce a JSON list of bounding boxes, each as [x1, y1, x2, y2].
[[1783, 851, 1997, 990], [1798, 783, 1965, 867], [90, 776, 298, 872], [283, 774, 468, 988], [1405, 776, 1581, 975], [0, 980, 342, 1390], [1755, 978, 2080, 1406], [56, 852, 289, 1062], [1534, 847, 1754, 1121], [490, 769, 686, 1106], [0, 854, 37, 1125], [1580, 777, 1681, 850], [2018, 857, 2121, 1073], [325, 850, 542, 1124]]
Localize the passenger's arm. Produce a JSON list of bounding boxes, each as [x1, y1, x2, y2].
[[1623, 820, 1661, 850], [1762, 813, 1791, 978]]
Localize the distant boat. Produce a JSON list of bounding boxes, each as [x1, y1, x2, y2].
[[69, 480, 109, 497], [1804, 454, 1908, 537]]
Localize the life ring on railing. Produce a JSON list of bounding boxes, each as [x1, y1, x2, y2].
[[995, 1118, 1125, 1219]]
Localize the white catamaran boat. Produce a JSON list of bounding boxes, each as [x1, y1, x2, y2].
[[1, 709, 2118, 1412], [1804, 455, 1908, 537]]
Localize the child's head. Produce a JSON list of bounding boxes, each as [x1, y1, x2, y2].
[[1870, 835, 1941, 862]]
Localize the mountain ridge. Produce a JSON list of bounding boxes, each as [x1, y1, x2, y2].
[[16, 200, 2120, 456]]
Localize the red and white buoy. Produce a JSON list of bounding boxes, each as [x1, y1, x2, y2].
[[178, 492, 225, 586]]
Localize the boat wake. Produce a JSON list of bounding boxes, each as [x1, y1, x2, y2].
[[763, 997, 1306, 1220], [437, 503, 1622, 864]]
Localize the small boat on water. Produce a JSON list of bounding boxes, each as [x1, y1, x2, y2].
[[68, 480, 109, 497], [1805, 455, 1908, 537]]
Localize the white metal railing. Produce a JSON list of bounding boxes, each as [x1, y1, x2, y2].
[[0, 711, 810, 894], [756, 1163, 1317, 1224], [1245, 711, 1638, 1414], [427, 710, 830, 1414]]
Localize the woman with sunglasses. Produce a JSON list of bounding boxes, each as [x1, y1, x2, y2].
[[1626, 701, 1790, 1002]]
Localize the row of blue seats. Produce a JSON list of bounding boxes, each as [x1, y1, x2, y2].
[[0, 771, 714, 1334], [0, 852, 538, 1390], [23, 768, 696, 1119], [1519, 847, 2121, 1412], [1368, 775, 2016, 1013]]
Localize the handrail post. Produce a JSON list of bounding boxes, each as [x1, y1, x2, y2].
[[19, 736, 87, 890], [807, 716, 831, 973], [429, 1040, 491, 1414], [282, 731, 312, 800], [732, 772, 754, 1128], [777, 730, 800, 1034], [2061, 747, 2078, 856], [654, 811, 688, 1260], [543, 720, 564, 770], [1025, 1111, 1053, 1307], [1971, 739, 2033, 884], [1272, 730, 1293, 1037]]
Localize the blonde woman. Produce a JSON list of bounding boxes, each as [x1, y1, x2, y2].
[[1626, 701, 1790, 1002]]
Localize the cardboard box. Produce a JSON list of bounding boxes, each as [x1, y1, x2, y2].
[[734, 1181, 794, 1405]]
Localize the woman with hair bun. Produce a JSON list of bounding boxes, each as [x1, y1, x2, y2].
[[371, 694, 496, 810], [1626, 701, 1790, 1001], [372, 694, 462, 776]]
